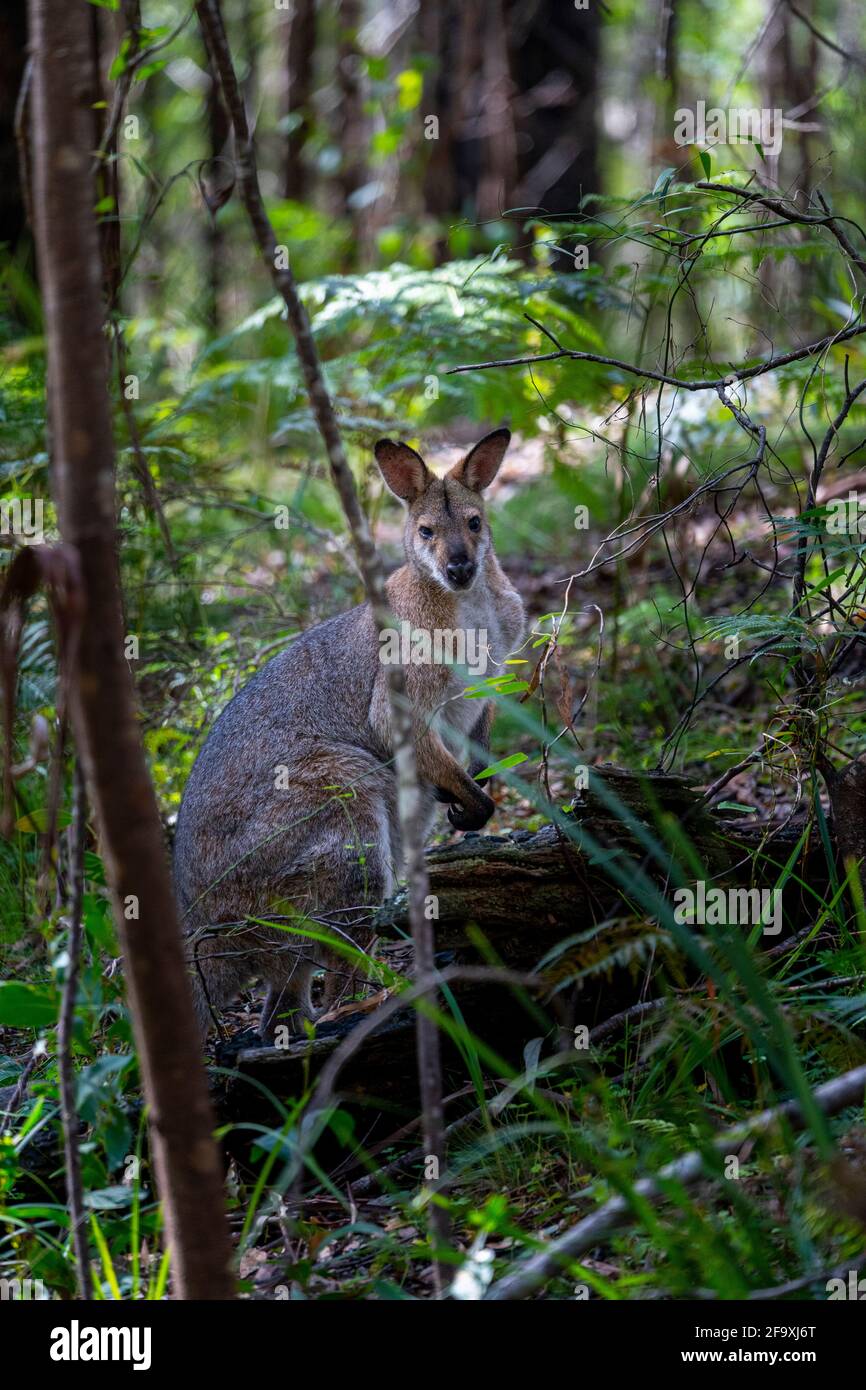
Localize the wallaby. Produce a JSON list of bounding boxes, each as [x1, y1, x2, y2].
[[173, 428, 525, 1038]]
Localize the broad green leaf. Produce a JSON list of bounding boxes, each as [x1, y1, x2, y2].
[[474, 752, 529, 780], [0, 982, 57, 1028]]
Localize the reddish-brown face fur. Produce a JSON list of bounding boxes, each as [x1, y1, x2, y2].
[[373, 428, 511, 593], [404, 475, 488, 591]]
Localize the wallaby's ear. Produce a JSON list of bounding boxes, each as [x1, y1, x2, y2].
[[447, 428, 511, 493], [374, 439, 432, 503]]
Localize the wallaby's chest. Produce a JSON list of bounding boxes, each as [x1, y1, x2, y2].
[[376, 557, 525, 762], [424, 586, 514, 744]]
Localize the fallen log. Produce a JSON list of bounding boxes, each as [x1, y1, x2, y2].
[[213, 767, 832, 1165], [372, 764, 824, 959]]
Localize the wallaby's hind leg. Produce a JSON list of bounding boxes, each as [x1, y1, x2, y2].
[[318, 965, 343, 1015], [177, 748, 400, 1037], [259, 955, 317, 1040], [313, 794, 396, 1014], [187, 937, 250, 1039], [257, 789, 397, 1024]]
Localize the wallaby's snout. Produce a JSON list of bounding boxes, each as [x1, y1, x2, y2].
[[445, 550, 476, 589]]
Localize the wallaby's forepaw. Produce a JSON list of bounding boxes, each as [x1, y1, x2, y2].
[[447, 791, 495, 833]]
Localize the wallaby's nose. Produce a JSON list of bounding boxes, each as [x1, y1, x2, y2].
[[446, 553, 476, 588]]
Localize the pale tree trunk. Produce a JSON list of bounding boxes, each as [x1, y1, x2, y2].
[[28, 0, 234, 1301], [760, 0, 819, 327]]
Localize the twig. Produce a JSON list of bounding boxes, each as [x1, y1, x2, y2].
[[94, 5, 193, 175], [13, 57, 33, 231], [0, 1040, 49, 1136], [286, 966, 541, 1189], [697, 181, 866, 284], [111, 321, 178, 569], [696, 747, 763, 808], [793, 371, 866, 612], [348, 1080, 573, 1194], [587, 997, 670, 1046], [785, 1, 866, 71], [448, 315, 866, 392]]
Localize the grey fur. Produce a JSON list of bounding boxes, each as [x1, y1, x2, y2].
[[174, 434, 524, 1039]]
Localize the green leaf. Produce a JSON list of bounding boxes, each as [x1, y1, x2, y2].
[[365, 55, 388, 81], [396, 68, 423, 112], [15, 807, 71, 833], [699, 150, 712, 179], [75, 1054, 134, 1114], [652, 167, 676, 202], [108, 35, 131, 81], [805, 565, 846, 597], [86, 1185, 133, 1210], [474, 752, 529, 780], [0, 982, 58, 1028], [329, 1110, 355, 1145], [83, 894, 118, 954], [134, 59, 168, 82]]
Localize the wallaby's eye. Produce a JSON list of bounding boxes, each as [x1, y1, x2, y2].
[[468, 516, 482, 532], [418, 525, 433, 540]]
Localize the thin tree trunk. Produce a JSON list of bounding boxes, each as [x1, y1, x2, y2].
[[196, 0, 449, 1289], [336, 0, 367, 240], [760, 0, 818, 327], [820, 754, 866, 877], [282, 0, 316, 200], [418, 0, 456, 257], [506, 0, 600, 221], [28, 0, 234, 1301], [57, 761, 91, 1299], [89, 0, 122, 305], [477, 0, 518, 220], [240, 0, 257, 115], [204, 34, 230, 332]]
